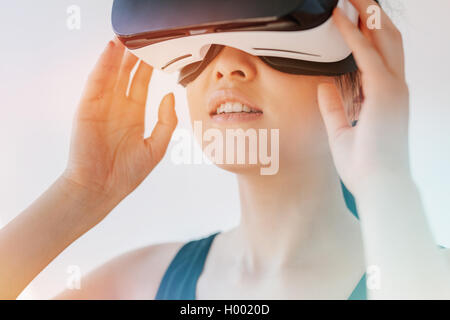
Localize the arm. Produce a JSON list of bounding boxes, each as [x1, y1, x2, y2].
[[0, 176, 114, 300], [318, 0, 450, 299], [356, 173, 450, 299], [0, 37, 177, 299]]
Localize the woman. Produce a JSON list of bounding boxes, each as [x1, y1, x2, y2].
[[1, 0, 449, 299]]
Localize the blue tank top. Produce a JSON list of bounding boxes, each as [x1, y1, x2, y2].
[[155, 231, 367, 300]]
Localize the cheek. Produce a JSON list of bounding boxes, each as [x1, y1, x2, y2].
[[264, 77, 322, 132], [261, 77, 330, 159], [186, 86, 205, 122], [276, 111, 330, 165]]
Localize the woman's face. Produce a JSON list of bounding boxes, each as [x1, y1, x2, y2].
[[186, 46, 336, 174]]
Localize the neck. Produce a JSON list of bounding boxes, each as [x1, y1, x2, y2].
[[231, 158, 363, 275]]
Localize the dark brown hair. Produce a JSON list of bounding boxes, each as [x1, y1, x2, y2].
[[334, 70, 363, 124]]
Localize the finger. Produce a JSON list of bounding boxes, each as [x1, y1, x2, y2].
[[145, 93, 178, 163], [333, 7, 387, 81], [81, 39, 125, 103], [348, 0, 397, 31], [349, 0, 405, 79], [128, 60, 154, 107], [115, 50, 140, 96], [317, 83, 351, 143]]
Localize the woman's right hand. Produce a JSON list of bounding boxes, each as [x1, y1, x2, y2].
[[62, 37, 177, 209]]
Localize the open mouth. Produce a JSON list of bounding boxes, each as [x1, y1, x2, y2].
[[211, 101, 263, 115], [210, 101, 263, 122], [207, 89, 264, 122]]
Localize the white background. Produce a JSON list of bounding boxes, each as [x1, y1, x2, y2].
[[0, 0, 449, 299]]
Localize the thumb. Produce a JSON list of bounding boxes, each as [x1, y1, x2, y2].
[[145, 92, 178, 163], [317, 83, 351, 143]]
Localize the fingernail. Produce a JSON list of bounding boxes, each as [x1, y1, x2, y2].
[[166, 92, 175, 103], [113, 36, 122, 46]]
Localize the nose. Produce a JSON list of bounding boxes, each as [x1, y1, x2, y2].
[[211, 46, 257, 83]]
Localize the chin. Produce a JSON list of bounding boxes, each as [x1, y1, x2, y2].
[[208, 158, 279, 176], [214, 163, 262, 175]]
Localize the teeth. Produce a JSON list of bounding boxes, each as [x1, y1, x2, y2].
[[232, 102, 242, 113], [216, 102, 256, 114], [224, 103, 233, 113]]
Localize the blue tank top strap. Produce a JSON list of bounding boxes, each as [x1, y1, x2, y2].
[[155, 231, 367, 299], [347, 273, 367, 300], [155, 231, 220, 300]]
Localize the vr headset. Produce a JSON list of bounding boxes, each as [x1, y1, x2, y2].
[[112, 0, 367, 87]]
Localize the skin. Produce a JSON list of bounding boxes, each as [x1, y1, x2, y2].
[[185, 26, 365, 299], [0, 0, 449, 299]]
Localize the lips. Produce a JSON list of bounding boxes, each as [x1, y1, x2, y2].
[[207, 88, 263, 122]]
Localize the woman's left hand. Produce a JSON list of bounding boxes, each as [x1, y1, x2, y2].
[[317, 0, 411, 196]]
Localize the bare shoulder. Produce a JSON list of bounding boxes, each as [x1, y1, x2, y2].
[[54, 240, 185, 300]]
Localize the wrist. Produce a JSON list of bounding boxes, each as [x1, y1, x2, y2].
[[56, 173, 119, 224]]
